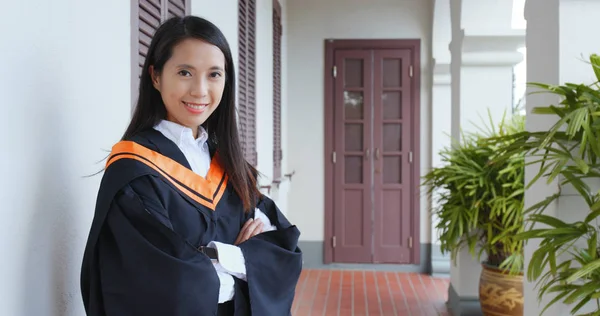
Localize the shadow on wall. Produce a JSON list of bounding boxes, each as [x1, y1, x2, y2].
[[20, 78, 77, 316]]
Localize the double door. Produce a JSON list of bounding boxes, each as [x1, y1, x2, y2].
[[331, 48, 415, 264]]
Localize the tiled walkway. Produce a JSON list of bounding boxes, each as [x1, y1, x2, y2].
[[292, 269, 450, 316]]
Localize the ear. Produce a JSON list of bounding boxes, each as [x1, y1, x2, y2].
[[149, 65, 161, 90]]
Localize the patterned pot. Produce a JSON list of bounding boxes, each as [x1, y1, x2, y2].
[[478, 263, 524, 316]]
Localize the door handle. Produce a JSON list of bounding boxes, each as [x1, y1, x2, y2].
[[375, 148, 380, 160], [365, 148, 370, 160]]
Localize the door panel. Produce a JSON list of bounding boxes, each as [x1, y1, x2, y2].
[[373, 49, 413, 263], [332, 49, 373, 263]]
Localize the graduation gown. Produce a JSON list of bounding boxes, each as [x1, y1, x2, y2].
[[80, 129, 303, 315]]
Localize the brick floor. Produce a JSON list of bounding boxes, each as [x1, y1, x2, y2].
[[292, 269, 450, 316]]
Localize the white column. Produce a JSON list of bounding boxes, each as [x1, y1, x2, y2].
[[448, 28, 524, 316], [524, 0, 600, 315], [447, 1, 482, 313], [430, 0, 453, 276], [431, 61, 452, 276]]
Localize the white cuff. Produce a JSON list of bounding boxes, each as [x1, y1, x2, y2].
[[207, 241, 247, 281], [213, 268, 235, 303]]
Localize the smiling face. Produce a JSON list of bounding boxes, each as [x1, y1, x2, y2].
[[150, 38, 226, 138]]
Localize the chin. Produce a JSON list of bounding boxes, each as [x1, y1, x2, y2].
[[192, 117, 211, 127], [183, 121, 203, 129]]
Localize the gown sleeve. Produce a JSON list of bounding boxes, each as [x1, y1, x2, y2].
[[236, 195, 303, 316], [96, 177, 221, 316]]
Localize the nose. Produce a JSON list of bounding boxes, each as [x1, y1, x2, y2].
[[190, 76, 208, 98]]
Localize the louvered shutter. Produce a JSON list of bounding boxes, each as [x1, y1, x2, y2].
[[132, 0, 189, 105], [238, 0, 258, 166], [272, 0, 283, 179], [137, 0, 162, 79], [238, 0, 248, 160], [166, 0, 187, 19]]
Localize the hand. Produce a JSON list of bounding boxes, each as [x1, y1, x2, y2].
[[234, 219, 264, 245]]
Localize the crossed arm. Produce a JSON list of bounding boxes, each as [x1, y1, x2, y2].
[[206, 209, 278, 303]]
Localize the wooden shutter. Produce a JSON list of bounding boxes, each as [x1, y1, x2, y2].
[[272, 0, 283, 179], [166, 0, 187, 19], [132, 0, 190, 106], [137, 0, 162, 79], [238, 0, 248, 161], [238, 0, 258, 166]]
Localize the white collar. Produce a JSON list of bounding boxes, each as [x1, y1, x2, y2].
[[153, 120, 208, 147]]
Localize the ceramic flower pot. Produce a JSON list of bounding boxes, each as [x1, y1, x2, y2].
[[479, 263, 524, 316]]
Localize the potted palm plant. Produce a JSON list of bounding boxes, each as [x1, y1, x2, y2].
[[424, 113, 526, 316], [488, 54, 600, 316]]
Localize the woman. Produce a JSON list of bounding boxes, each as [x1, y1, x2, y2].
[[80, 16, 302, 316]]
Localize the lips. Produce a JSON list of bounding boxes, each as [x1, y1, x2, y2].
[[183, 101, 208, 114], [183, 101, 207, 109]]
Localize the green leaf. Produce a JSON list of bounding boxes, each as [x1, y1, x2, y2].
[[589, 232, 598, 260], [540, 290, 570, 315], [570, 295, 592, 315], [566, 259, 600, 282], [528, 214, 569, 228], [590, 54, 600, 82]]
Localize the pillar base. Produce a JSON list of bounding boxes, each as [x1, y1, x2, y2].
[[447, 284, 483, 316]]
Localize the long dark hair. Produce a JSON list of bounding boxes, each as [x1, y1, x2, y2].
[[123, 16, 260, 212]]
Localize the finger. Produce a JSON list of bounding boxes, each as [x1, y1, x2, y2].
[[250, 222, 264, 236], [247, 221, 263, 239], [240, 219, 254, 234], [242, 220, 262, 242], [241, 218, 254, 232], [235, 219, 254, 245]]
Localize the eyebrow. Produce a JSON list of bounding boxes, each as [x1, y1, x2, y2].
[[177, 64, 225, 72]]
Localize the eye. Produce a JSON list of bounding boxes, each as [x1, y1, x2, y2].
[[210, 71, 224, 78], [178, 70, 192, 77]]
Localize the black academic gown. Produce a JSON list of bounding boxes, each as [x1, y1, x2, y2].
[[80, 129, 303, 316]]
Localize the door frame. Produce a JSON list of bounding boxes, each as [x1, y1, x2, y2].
[[323, 39, 421, 264]]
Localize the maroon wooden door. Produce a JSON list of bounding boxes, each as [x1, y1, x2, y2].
[[332, 49, 373, 263], [372, 49, 413, 263], [331, 47, 415, 264]]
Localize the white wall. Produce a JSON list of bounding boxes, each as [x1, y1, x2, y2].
[[278, 0, 291, 215], [433, 0, 452, 64], [286, 0, 434, 241], [462, 0, 518, 35], [255, 0, 274, 182], [0, 1, 131, 315], [459, 66, 515, 130]]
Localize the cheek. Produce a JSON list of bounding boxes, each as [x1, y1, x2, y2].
[[165, 81, 189, 102], [211, 82, 226, 103]]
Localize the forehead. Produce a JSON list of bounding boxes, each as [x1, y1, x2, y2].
[[168, 38, 225, 67]]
